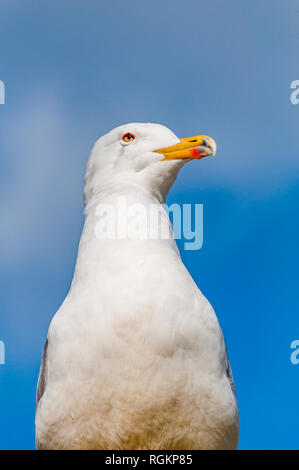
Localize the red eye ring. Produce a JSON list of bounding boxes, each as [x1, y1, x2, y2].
[[122, 132, 135, 143]]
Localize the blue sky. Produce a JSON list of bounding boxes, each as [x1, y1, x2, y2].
[[0, 0, 299, 449]]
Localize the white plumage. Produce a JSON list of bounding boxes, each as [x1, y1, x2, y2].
[[35, 123, 239, 450]]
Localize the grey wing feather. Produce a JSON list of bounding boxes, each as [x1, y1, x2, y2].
[[224, 342, 236, 397], [36, 338, 48, 407]]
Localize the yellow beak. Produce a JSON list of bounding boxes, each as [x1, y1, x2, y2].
[[154, 135, 217, 161]]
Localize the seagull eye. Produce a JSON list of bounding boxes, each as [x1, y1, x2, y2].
[[122, 132, 135, 143]]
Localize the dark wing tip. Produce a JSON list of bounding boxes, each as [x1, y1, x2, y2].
[[36, 338, 48, 407]]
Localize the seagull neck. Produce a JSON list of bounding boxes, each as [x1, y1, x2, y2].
[[71, 186, 178, 286], [83, 187, 170, 242], [84, 185, 165, 215]]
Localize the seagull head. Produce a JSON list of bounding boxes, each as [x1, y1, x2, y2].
[[84, 123, 216, 204]]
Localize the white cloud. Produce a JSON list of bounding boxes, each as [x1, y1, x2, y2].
[[0, 91, 88, 267]]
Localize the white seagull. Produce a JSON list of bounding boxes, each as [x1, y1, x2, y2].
[[35, 123, 239, 450]]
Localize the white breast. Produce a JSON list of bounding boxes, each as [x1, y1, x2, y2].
[[35, 191, 239, 450]]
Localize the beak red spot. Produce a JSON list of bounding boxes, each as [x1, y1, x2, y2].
[[191, 148, 200, 158]]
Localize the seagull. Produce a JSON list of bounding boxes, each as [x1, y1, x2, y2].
[[35, 123, 239, 450]]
